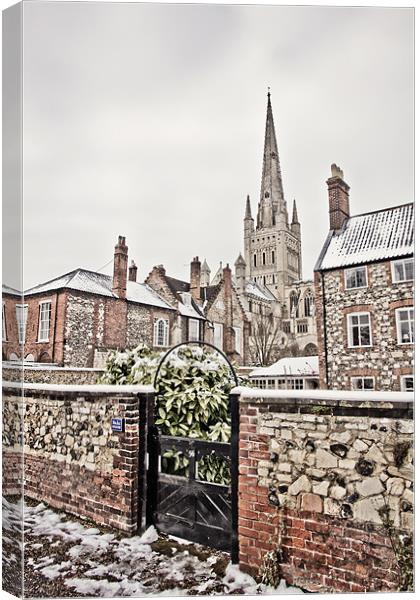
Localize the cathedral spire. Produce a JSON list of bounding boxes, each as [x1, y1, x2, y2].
[[258, 90, 286, 228]]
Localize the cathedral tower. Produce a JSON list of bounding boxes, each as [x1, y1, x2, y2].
[[244, 91, 302, 299]]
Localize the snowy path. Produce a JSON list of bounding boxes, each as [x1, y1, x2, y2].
[[2, 497, 303, 597]]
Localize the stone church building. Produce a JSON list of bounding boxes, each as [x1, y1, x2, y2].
[[231, 92, 318, 363]]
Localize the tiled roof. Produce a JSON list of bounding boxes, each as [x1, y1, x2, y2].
[[249, 356, 319, 378], [316, 203, 413, 271], [24, 269, 175, 310]]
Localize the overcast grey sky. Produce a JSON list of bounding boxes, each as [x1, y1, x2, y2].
[[21, 1, 413, 289]]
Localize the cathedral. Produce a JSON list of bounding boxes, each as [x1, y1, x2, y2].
[[233, 91, 318, 364]]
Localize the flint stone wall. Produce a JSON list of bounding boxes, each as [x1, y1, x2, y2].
[[237, 388, 413, 593], [2, 383, 151, 532], [315, 261, 413, 390], [2, 365, 103, 385]]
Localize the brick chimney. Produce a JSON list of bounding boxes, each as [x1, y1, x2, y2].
[[327, 164, 350, 230], [190, 256, 201, 302], [112, 235, 128, 298], [128, 260, 137, 282]]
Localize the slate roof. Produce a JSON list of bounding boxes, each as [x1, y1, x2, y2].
[[316, 203, 414, 271], [249, 356, 319, 378], [2, 284, 21, 297], [24, 269, 175, 310], [164, 275, 191, 295], [200, 284, 221, 307], [245, 280, 277, 302]]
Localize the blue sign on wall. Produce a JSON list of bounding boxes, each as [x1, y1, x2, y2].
[[111, 418, 125, 432]]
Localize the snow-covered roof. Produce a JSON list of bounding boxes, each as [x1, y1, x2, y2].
[[24, 269, 175, 310], [249, 356, 319, 378], [177, 301, 205, 320], [245, 281, 276, 302], [316, 203, 413, 271], [2, 284, 21, 296]]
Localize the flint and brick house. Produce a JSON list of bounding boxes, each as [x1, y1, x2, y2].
[[2, 237, 176, 367], [146, 257, 251, 365], [314, 164, 414, 391]]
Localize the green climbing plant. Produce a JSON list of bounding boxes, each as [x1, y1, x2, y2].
[[101, 343, 234, 483]]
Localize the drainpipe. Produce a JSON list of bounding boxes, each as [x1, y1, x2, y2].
[[52, 292, 59, 364], [321, 272, 329, 388]]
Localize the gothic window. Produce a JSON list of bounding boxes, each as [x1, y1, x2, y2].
[[253, 254, 257, 267], [289, 292, 299, 318], [304, 292, 314, 317], [263, 276, 266, 286], [262, 252, 266, 265], [272, 250, 275, 264], [154, 318, 169, 347]]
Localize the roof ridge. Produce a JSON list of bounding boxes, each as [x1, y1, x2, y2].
[[25, 267, 82, 294], [349, 202, 413, 220]]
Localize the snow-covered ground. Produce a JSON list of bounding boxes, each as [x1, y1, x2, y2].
[[2, 497, 303, 597]]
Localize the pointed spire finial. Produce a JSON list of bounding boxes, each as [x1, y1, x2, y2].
[[245, 194, 252, 220], [292, 199, 298, 223]]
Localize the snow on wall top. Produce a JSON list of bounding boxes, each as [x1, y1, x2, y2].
[[317, 203, 413, 270], [249, 356, 319, 378], [24, 269, 175, 310]]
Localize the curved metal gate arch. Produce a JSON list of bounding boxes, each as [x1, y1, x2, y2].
[[146, 341, 239, 560]]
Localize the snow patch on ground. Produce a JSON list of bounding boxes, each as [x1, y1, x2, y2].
[[4, 497, 304, 596]]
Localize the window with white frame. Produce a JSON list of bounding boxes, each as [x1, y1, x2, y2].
[[188, 318, 199, 342], [213, 322, 223, 350], [351, 377, 375, 391], [396, 308, 414, 344], [345, 266, 367, 289], [401, 376, 414, 392], [392, 258, 414, 283], [233, 326, 242, 355], [2, 303, 6, 341], [347, 312, 372, 347], [153, 318, 169, 347], [16, 304, 28, 344], [38, 301, 52, 342]]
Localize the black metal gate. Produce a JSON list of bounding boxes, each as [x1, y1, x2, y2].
[[145, 342, 239, 559]]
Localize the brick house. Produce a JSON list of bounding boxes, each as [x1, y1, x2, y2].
[[146, 257, 251, 365], [2, 237, 176, 367], [314, 164, 414, 391]]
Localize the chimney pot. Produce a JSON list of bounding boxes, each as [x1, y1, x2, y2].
[[190, 256, 201, 302], [327, 165, 350, 231], [113, 235, 128, 298], [129, 260, 138, 282]]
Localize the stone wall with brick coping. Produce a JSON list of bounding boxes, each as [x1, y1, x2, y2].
[[2, 383, 152, 533], [3, 364, 103, 385], [234, 387, 413, 593]]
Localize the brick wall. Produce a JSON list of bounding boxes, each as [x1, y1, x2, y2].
[[315, 261, 413, 390], [2, 383, 152, 532], [236, 388, 413, 592]]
